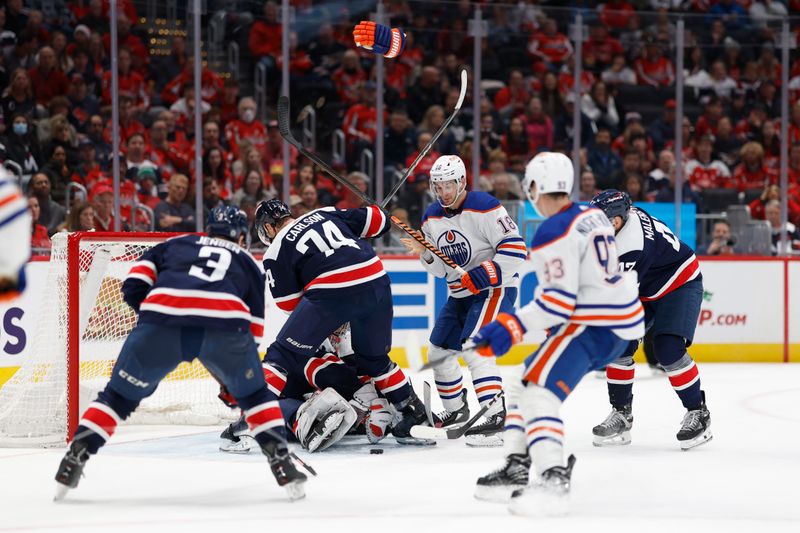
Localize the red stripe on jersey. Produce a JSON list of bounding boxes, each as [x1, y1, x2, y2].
[[641, 257, 700, 302], [128, 263, 156, 283], [245, 404, 282, 428], [541, 293, 575, 312], [305, 258, 385, 290], [606, 365, 635, 381], [249, 321, 264, 339], [365, 205, 384, 237], [275, 295, 301, 312], [142, 293, 249, 313], [475, 384, 503, 395], [82, 406, 118, 437], [668, 363, 699, 389], [374, 365, 407, 393], [304, 358, 331, 388], [263, 365, 286, 395], [498, 243, 528, 252]]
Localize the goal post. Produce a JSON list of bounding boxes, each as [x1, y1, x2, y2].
[[0, 231, 239, 447]]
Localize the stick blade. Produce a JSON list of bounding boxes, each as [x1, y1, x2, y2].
[[277, 96, 292, 140], [456, 68, 468, 109]]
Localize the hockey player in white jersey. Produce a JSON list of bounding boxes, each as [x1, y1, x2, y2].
[[0, 169, 31, 302], [401, 155, 526, 446], [471, 152, 644, 516]]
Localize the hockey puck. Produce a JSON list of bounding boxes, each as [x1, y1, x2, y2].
[[370, 448, 383, 455]]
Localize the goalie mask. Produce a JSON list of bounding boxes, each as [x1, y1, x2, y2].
[[429, 155, 467, 209], [254, 199, 292, 245]]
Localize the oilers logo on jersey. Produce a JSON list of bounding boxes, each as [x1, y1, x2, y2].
[[437, 230, 472, 267]]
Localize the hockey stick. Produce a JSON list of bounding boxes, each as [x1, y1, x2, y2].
[[423, 382, 435, 427], [409, 391, 504, 440], [379, 68, 468, 209], [277, 96, 465, 275], [417, 342, 485, 371]]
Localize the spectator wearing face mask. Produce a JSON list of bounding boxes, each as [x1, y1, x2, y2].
[[225, 97, 268, 162], [1, 114, 42, 182]]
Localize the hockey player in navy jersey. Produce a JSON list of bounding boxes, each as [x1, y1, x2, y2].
[[253, 199, 432, 443], [472, 152, 644, 515], [0, 168, 30, 302], [401, 155, 526, 446], [589, 190, 712, 450], [54, 206, 310, 501]]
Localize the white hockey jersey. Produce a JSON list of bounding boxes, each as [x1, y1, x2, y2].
[[420, 192, 526, 298], [0, 174, 31, 281], [516, 203, 644, 341]]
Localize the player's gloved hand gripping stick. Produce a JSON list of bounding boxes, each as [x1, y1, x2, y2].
[[277, 95, 467, 275]]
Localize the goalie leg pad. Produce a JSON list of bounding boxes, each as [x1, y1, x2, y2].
[[294, 388, 357, 452]]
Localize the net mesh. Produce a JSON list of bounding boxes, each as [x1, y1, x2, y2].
[[0, 233, 237, 447]]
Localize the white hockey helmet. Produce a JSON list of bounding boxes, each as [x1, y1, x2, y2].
[[522, 152, 574, 215], [429, 155, 467, 209]]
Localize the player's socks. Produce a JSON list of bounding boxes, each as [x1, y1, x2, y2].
[[606, 356, 635, 408], [655, 335, 703, 409], [372, 362, 411, 405], [430, 348, 464, 412]]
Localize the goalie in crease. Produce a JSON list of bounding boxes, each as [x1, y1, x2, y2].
[[54, 206, 310, 501]]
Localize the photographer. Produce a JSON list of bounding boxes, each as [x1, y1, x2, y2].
[[700, 220, 736, 256]]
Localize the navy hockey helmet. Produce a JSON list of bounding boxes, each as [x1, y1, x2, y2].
[[254, 199, 292, 245], [590, 189, 633, 225], [206, 205, 249, 241]]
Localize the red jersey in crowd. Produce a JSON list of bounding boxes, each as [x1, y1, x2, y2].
[[685, 159, 732, 190], [103, 118, 146, 145], [28, 67, 69, 105], [31, 224, 51, 255], [249, 20, 281, 58], [406, 149, 440, 179], [148, 144, 190, 180], [225, 119, 269, 161], [493, 86, 531, 115], [343, 105, 384, 144], [102, 33, 148, 65], [528, 31, 573, 65], [695, 115, 720, 138], [161, 69, 224, 106], [634, 57, 675, 87], [732, 164, 777, 191], [598, 1, 636, 30], [582, 36, 624, 65], [748, 192, 800, 224], [332, 68, 368, 105], [558, 70, 596, 96], [101, 70, 148, 107], [276, 49, 313, 76]]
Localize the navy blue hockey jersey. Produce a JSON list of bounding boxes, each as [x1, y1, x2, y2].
[[263, 206, 391, 312], [615, 207, 702, 302], [121, 234, 266, 343]]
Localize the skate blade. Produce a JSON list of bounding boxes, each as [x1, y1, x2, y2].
[[465, 433, 504, 448], [474, 484, 523, 503], [592, 431, 631, 447], [680, 429, 712, 451], [508, 487, 569, 517], [54, 482, 70, 502], [283, 480, 306, 501], [220, 435, 257, 454], [394, 435, 436, 446]]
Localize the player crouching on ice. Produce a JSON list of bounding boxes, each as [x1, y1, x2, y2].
[[54, 206, 310, 501], [402, 155, 525, 446], [472, 153, 644, 516]]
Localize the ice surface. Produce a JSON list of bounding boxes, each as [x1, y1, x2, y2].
[[1, 364, 799, 532]]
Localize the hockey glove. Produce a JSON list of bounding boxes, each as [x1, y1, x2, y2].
[[218, 385, 238, 409], [460, 261, 502, 295], [353, 20, 406, 58], [473, 312, 526, 357]]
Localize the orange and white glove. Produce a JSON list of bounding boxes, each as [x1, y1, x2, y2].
[[473, 313, 526, 357], [353, 20, 406, 58], [460, 260, 501, 295]]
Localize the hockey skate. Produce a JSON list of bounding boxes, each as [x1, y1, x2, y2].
[[436, 389, 470, 428], [464, 404, 505, 447], [508, 455, 576, 517], [219, 414, 256, 453], [677, 391, 712, 451], [262, 440, 309, 501], [592, 404, 633, 446], [474, 453, 530, 503], [392, 395, 437, 445], [54, 441, 90, 501]]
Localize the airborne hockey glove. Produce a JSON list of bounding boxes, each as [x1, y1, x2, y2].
[[353, 21, 406, 58], [473, 313, 526, 357]]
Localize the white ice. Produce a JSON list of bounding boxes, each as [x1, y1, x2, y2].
[[1, 363, 799, 533]]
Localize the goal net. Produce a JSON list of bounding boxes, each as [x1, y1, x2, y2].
[[0, 232, 238, 447]]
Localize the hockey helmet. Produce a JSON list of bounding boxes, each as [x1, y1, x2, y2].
[[206, 205, 249, 242], [429, 155, 467, 209], [522, 152, 574, 215], [254, 198, 292, 245], [590, 189, 633, 226]]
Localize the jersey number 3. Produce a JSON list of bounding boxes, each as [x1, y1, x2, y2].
[[189, 246, 232, 282], [296, 221, 359, 257]]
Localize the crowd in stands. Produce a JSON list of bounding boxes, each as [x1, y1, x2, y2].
[[3, 0, 800, 257]]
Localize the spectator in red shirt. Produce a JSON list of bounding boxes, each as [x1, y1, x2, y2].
[[248, 1, 281, 67], [494, 69, 530, 119], [599, 0, 636, 30], [148, 119, 189, 180], [102, 94, 145, 144], [332, 50, 368, 107], [583, 25, 624, 69], [406, 132, 440, 179], [135, 167, 161, 210], [343, 82, 383, 158], [558, 55, 596, 96], [102, 14, 147, 71], [685, 135, 733, 191], [101, 47, 148, 111], [733, 142, 777, 191], [635, 40, 675, 88], [225, 97, 268, 162], [695, 96, 724, 138], [749, 184, 800, 223], [28, 195, 51, 256], [161, 57, 224, 107], [336, 171, 369, 209], [789, 144, 800, 186], [735, 103, 768, 142], [219, 78, 240, 125], [275, 31, 313, 77], [528, 18, 573, 71], [28, 46, 69, 105]]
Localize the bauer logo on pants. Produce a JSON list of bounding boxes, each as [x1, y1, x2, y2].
[[436, 230, 472, 267]]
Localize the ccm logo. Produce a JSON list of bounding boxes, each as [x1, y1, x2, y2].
[[118, 369, 150, 388]]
